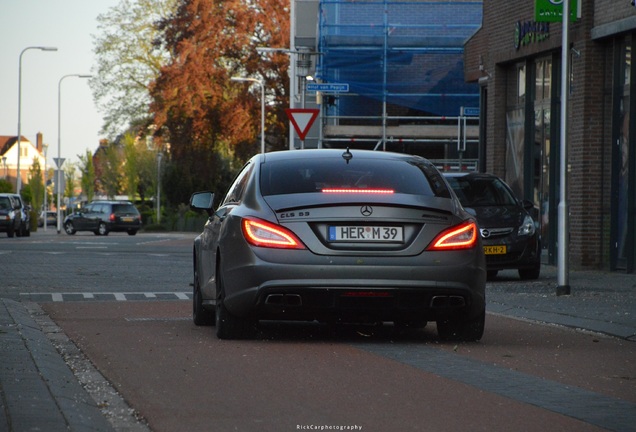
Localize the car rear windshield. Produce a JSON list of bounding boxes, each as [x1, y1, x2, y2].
[[112, 204, 139, 214], [260, 158, 450, 198], [446, 177, 518, 207]]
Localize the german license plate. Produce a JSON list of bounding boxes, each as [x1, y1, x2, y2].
[[121, 216, 134, 222], [484, 245, 507, 255], [328, 226, 404, 242]]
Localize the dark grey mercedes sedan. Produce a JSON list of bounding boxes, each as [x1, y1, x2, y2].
[[190, 149, 486, 341]]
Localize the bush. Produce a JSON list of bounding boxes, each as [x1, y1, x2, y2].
[[29, 210, 39, 232]]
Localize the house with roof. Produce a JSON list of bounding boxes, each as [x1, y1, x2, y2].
[[0, 132, 48, 192]]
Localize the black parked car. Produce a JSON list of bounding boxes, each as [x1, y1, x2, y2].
[[443, 172, 541, 280], [0, 194, 21, 238], [63, 200, 142, 236]]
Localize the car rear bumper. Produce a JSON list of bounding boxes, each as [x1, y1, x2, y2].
[[221, 249, 486, 323]]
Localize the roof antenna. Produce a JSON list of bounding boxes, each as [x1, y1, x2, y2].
[[342, 147, 353, 164]]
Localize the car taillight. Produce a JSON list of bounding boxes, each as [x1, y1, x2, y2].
[[242, 218, 306, 249], [109, 213, 115, 222], [427, 221, 478, 251]]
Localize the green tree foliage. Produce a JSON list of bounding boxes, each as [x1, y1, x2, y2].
[[28, 158, 44, 211], [98, 145, 122, 198], [150, 0, 290, 205], [64, 164, 77, 201], [0, 179, 12, 193], [78, 150, 96, 203], [91, 0, 177, 139], [136, 139, 159, 204], [122, 134, 139, 200]]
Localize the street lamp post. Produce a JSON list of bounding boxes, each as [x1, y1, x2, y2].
[[56, 74, 92, 234], [43, 143, 48, 231], [230, 77, 265, 154], [17, 46, 58, 192], [156, 152, 162, 224]]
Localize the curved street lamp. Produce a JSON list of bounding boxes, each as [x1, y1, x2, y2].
[[16, 46, 58, 192], [56, 74, 92, 234], [230, 77, 265, 154]]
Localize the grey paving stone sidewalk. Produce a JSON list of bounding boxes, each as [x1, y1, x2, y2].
[[0, 298, 115, 432]]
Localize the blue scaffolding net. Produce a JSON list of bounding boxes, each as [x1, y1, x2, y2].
[[317, 0, 482, 118]]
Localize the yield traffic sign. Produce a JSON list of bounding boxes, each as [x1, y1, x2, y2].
[[285, 108, 319, 140]]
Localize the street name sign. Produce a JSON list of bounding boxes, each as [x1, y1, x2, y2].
[[306, 83, 349, 93]]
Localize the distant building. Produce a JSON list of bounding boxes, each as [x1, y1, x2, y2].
[[0, 132, 48, 192]]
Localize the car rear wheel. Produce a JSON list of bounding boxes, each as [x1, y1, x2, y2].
[[437, 310, 485, 342], [215, 267, 254, 340], [193, 269, 215, 326], [98, 222, 109, 236], [64, 222, 76, 235]]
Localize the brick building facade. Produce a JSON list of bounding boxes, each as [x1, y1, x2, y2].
[[465, 1, 636, 272]]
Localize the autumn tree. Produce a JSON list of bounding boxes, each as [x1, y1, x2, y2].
[[150, 0, 290, 205], [91, 0, 177, 138]]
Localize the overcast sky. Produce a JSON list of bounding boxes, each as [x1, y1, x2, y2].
[[0, 0, 121, 167]]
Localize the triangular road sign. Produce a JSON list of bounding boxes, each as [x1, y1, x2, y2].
[[285, 108, 319, 140]]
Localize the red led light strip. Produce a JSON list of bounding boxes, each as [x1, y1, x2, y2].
[[321, 188, 394, 194]]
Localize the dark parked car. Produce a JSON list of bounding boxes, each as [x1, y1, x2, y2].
[[443, 172, 541, 280], [190, 149, 486, 341], [0, 194, 21, 238], [63, 200, 141, 236]]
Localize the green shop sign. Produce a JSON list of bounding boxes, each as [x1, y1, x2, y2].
[[535, 0, 578, 22]]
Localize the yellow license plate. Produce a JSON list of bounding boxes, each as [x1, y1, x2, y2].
[[484, 245, 507, 255]]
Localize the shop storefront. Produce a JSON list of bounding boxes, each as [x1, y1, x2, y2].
[[465, 1, 636, 272]]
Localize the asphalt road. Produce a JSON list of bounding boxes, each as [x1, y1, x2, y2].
[[2, 231, 636, 431], [0, 230, 194, 300]]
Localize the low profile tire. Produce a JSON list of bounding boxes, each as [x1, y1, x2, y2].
[[98, 222, 109, 236], [437, 310, 485, 342], [193, 270, 215, 326], [64, 222, 76, 235], [215, 268, 253, 340]]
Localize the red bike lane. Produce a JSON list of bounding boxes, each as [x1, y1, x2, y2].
[[42, 300, 633, 432]]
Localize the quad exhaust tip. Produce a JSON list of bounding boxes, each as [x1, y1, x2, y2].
[[265, 294, 302, 307], [430, 295, 466, 308]]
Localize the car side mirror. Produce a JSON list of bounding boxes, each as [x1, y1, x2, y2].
[[190, 191, 215, 211]]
